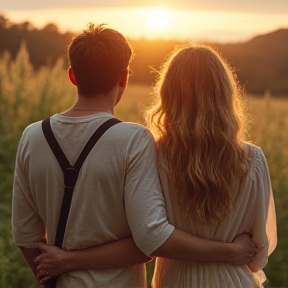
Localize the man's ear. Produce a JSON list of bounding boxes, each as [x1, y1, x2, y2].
[[119, 70, 129, 87], [115, 70, 130, 107], [68, 67, 77, 86]]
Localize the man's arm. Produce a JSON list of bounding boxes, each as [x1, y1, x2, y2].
[[18, 246, 41, 278], [151, 229, 256, 265]]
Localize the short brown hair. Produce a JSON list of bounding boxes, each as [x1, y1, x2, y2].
[[68, 23, 133, 96]]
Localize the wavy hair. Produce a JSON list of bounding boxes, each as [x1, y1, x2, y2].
[[146, 44, 248, 223]]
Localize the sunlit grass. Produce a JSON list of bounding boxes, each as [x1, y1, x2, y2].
[[115, 84, 152, 124]]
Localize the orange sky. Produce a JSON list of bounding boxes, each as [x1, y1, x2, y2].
[[2, 0, 288, 42]]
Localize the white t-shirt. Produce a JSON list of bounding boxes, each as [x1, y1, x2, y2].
[[12, 112, 174, 288]]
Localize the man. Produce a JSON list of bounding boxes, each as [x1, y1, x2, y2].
[[12, 23, 256, 288]]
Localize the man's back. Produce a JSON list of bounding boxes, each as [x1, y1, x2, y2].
[[12, 112, 174, 287]]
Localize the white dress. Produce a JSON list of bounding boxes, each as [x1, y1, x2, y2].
[[152, 143, 277, 288]]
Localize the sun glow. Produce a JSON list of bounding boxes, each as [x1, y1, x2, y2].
[[145, 9, 171, 30], [3, 7, 287, 42]]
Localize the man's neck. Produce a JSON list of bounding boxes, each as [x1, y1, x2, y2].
[[61, 93, 114, 117]]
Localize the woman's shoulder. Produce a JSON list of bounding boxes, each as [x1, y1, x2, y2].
[[242, 142, 263, 158], [242, 142, 267, 176]]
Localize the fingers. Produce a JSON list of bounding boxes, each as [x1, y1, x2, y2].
[[36, 241, 48, 253], [34, 254, 42, 264], [36, 263, 45, 273], [36, 269, 51, 284], [230, 233, 260, 266], [241, 246, 257, 264], [35, 263, 56, 279], [39, 277, 50, 284], [246, 244, 257, 257]]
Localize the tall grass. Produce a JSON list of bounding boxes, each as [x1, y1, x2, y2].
[[249, 93, 288, 287], [0, 44, 287, 287], [0, 43, 75, 288]]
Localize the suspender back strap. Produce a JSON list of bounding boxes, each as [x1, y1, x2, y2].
[[42, 117, 121, 248]]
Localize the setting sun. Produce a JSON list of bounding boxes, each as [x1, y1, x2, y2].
[[145, 9, 171, 30]]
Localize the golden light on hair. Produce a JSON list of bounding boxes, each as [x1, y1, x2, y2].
[[146, 44, 249, 223]]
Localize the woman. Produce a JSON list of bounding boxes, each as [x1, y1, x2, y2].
[[35, 44, 273, 288], [146, 44, 277, 287]]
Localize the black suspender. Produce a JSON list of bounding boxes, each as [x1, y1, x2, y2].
[[42, 117, 121, 248], [41, 117, 121, 287]]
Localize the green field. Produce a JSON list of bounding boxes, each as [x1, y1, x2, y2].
[[1, 44, 288, 288]]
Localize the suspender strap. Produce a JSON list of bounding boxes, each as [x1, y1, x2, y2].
[[42, 117, 121, 248]]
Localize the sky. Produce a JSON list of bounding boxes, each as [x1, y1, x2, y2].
[[1, 0, 288, 42]]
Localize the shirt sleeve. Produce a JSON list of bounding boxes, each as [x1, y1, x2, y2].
[[11, 138, 46, 248], [248, 148, 277, 271], [123, 129, 174, 256]]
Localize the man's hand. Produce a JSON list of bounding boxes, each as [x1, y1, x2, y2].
[[229, 233, 258, 265], [34, 242, 68, 284]]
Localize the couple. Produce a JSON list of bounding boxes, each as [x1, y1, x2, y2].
[[12, 23, 277, 288]]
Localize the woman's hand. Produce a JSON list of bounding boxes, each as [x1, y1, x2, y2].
[[34, 242, 68, 284]]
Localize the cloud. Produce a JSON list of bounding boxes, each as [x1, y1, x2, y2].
[[2, 0, 288, 14]]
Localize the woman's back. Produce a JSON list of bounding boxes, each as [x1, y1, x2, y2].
[[146, 44, 277, 288], [153, 143, 277, 288]]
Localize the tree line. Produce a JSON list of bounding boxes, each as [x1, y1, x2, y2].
[[0, 14, 287, 95]]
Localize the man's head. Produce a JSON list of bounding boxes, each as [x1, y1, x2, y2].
[[68, 23, 133, 97]]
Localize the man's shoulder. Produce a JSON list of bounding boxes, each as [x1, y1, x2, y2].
[[116, 121, 152, 136], [117, 120, 143, 128], [21, 120, 44, 142], [112, 121, 155, 147]]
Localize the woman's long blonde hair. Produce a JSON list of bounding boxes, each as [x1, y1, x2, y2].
[[146, 44, 248, 223]]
